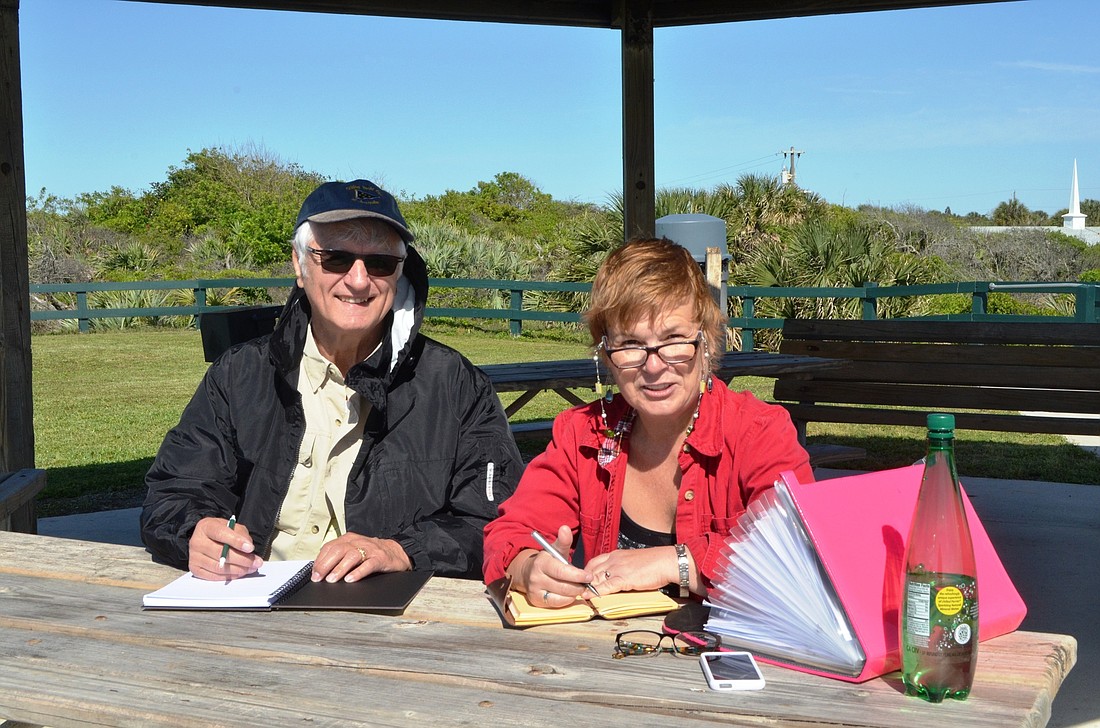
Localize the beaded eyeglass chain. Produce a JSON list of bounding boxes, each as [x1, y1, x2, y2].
[[595, 344, 633, 467]]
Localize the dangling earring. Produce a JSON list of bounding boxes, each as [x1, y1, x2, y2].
[[700, 333, 713, 393], [595, 343, 613, 433], [594, 350, 604, 399]]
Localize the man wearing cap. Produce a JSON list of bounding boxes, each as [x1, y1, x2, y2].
[[141, 180, 523, 582]]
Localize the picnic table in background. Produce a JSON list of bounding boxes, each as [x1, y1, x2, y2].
[[482, 349, 844, 422], [482, 350, 852, 464]]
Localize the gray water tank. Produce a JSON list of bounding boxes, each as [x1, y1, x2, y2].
[[654, 213, 728, 282]]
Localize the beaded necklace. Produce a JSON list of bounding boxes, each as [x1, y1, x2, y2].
[[597, 390, 703, 469]]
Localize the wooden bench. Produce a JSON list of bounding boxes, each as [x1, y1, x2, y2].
[[773, 319, 1100, 446], [200, 305, 281, 362], [0, 468, 47, 534]]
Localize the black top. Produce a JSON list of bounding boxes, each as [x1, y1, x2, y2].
[[618, 509, 678, 596], [617, 509, 675, 550]]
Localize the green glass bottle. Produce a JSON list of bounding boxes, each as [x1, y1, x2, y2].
[[900, 413, 978, 702]]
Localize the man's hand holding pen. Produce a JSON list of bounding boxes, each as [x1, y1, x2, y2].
[[188, 515, 263, 581]]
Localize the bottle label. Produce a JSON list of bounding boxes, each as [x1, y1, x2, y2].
[[905, 581, 932, 637], [904, 572, 978, 649], [953, 622, 973, 645], [936, 585, 964, 616]]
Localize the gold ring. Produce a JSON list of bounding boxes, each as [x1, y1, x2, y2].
[[356, 546, 367, 562]]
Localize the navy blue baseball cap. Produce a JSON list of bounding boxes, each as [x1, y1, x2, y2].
[[295, 179, 414, 243]]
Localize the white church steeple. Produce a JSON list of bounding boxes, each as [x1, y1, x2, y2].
[[1062, 159, 1087, 230]]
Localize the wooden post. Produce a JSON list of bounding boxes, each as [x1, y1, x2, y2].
[[620, 0, 654, 241], [0, 0, 36, 472], [0, 468, 46, 534], [705, 247, 727, 353]]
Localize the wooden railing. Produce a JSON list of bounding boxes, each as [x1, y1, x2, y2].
[[29, 278, 1100, 352]]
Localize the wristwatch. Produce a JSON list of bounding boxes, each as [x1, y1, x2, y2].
[[674, 543, 690, 598]]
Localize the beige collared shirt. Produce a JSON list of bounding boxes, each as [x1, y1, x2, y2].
[[269, 326, 372, 560]]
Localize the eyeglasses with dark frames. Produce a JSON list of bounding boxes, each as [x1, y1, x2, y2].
[[601, 330, 702, 370], [306, 248, 405, 277], [612, 629, 722, 659]]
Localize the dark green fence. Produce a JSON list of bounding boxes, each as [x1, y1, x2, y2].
[[29, 278, 1100, 352]]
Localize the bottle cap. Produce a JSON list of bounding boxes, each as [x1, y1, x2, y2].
[[927, 412, 955, 435]]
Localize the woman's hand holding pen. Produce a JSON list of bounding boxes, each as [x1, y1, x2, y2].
[[507, 525, 596, 608], [188, 516, 263, 581]]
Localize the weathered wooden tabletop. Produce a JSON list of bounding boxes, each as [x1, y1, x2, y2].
[[0, 531, 1076, 727]]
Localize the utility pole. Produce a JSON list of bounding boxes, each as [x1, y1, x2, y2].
[[780, 146, 803, 185]]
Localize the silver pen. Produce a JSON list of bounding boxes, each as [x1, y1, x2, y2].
[[531, 530, 600, 597]]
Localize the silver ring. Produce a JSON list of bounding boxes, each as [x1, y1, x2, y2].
[[542, 590, 552, 602], [604, 571, 612, 579]]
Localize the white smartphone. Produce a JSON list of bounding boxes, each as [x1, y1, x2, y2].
[[698, 651, 766, 691]]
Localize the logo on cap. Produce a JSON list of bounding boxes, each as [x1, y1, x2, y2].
[[349, 184, 383, 205]]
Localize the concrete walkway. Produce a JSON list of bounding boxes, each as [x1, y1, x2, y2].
[[35, 472, 1100, 728]]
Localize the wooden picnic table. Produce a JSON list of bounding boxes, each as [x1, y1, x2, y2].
[[0, 531, 1076, 727], [481, 351, 843, 418]]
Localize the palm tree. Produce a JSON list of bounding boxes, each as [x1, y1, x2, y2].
[[991, 196, 1037, 226], [736, 218, 939, 348], [721, 174, 827, 262]]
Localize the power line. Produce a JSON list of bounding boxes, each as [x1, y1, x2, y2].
[[660, 153, 778, 186]]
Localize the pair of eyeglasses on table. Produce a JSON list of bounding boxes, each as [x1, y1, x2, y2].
[[612, 629, 721, 659]]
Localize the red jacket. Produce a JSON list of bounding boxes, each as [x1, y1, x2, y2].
[[483, 378, 813, 585]]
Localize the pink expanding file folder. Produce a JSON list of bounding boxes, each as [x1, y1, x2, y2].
[[706, 463, 1027, 682]]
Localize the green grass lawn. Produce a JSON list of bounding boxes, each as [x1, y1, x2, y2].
[[31, 327, 1100, 517], [30, 325, 592, 516]]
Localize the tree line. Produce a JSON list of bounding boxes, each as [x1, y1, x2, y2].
[[26, 146, 1100, 335]]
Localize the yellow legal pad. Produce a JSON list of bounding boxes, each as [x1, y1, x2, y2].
[[486, 576, 679, 627]]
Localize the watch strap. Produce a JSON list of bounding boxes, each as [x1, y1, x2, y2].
[[674, 543, 690, 598]]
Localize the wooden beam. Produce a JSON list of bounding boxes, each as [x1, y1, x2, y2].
[[113, 0, 1014, 29], [115, 0, 621, 28], [648, 0, 1013, 26], [0, 0, 35, 472], [620, 0, 655, 240]]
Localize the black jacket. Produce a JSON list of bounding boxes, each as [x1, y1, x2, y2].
[[140, 247, 523, 578]]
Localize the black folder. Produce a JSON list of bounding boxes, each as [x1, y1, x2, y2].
[[273, 570, 433, 614]]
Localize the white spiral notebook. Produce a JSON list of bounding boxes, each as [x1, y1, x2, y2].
[[142, 560, 314, 610]]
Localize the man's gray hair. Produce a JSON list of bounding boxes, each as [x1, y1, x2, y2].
[[293, 219, 405, 279]]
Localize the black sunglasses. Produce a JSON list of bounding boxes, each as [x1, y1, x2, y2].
[[306, 248, 405, 276]]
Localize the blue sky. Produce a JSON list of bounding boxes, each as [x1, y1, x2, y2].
[[19, 0, 1100, 217]]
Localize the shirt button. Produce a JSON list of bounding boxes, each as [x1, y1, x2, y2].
[[336, 418, 342, 426], [684, 490, 695, 501], [311, 525, 320, 534], [682, 443, 691, 453]]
